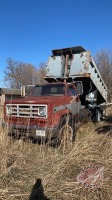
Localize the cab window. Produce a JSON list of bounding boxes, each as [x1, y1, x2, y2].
[[67, 86, 77, 96]]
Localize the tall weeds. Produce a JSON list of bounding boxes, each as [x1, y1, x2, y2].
[[0, 108, 112, 200]]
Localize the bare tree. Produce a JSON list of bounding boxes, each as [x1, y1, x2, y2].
[[94, 49, 112, 102], [4, 58, 46, 89], [34, 62, 46, 84]]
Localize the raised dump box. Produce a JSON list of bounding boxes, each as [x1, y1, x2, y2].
[[45, 46, 107, 104]]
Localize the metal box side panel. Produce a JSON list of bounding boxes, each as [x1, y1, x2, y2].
[[69, 51, 91, 76], [45, 56, 65, 77], [69, 51, 107, 102]]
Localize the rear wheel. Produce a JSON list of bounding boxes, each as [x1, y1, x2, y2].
[[95, 109, 102, 122]]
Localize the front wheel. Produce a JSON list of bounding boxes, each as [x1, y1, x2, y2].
[[59, 124, 74, 146], [59, 116, 76, 148]]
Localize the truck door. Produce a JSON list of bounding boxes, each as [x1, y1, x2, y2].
[[67, 85, 81, 115]]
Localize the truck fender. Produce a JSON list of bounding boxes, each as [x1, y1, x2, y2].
[[52, 109, 72, 126]]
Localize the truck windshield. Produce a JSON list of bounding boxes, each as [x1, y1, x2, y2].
[[29, 84, 65, 96]]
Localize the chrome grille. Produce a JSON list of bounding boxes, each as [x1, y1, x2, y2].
[[6, 104, 47, 118]]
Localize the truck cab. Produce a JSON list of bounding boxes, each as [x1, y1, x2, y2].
[[4, 81, 89, 143]]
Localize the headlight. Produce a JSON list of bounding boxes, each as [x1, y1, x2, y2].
[[38, 107, 46, 116], [6, 106, 12, 115]]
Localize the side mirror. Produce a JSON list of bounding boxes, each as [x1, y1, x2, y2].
[[21, 85, 35, 96], [75, 81, 83, 95]]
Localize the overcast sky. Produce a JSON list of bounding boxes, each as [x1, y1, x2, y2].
[[0, 0, 112, 87]]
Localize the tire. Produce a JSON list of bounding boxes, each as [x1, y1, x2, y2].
[[95, 109, 102, 122], [59, 116, 76, 147]]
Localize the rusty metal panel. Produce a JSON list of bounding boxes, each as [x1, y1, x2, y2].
[[45, 55, 65, 77], [69, 51, 91, 75]]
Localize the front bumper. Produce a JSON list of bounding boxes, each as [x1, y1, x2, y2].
[[7, 124, 59, 140]]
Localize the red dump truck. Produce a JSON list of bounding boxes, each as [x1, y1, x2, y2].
[[4, 46, 107, 144]]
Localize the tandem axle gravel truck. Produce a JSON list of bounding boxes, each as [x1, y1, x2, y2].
[[4, 46, 108, 144]]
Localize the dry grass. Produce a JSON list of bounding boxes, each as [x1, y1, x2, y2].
[[0, 107, 112, 200]]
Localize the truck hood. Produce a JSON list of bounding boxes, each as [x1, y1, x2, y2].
[[5, 96, 72, 106]]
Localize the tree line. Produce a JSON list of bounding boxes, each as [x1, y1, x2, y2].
[[4, 49, 112, 101], [95, 49, 112, 102], [4, 58, 46, 89]]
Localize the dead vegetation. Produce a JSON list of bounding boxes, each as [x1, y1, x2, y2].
[[0, 107, 112, 200]]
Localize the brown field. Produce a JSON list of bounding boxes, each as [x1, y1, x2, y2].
[[0, 107, 112, 200]]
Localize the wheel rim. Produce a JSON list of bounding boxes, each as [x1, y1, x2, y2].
[[97, 110, 101, 122]]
